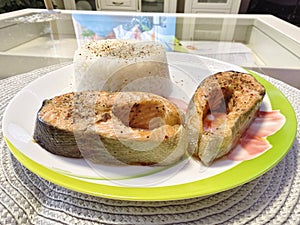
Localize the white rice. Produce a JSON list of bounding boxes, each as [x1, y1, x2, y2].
[[73, 39, 172, 96]]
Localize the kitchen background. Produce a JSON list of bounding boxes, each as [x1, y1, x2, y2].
[[0, 0, 299, 89], [0, 0, 299, 26]]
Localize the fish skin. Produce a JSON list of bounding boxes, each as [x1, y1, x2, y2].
[[186, 71, 266, 166], [33, 91, 187, 166]]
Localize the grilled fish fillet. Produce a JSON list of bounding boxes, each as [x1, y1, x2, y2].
[[186, 71, 266, 166], [33, 91, 186, 166]]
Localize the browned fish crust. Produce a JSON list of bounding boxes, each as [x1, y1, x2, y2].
[[33, 91, 186, 166], [186, 71, 266, 166]]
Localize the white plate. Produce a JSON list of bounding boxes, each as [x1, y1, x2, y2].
[[2, 52, 293, 200]]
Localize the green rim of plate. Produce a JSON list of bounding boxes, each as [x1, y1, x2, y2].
[[3, 71, 297, 201]]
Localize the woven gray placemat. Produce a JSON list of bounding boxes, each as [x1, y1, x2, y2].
[[0, 63, 299, 225]]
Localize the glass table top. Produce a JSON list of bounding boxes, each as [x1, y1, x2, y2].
[[0, 9, 299, 87]]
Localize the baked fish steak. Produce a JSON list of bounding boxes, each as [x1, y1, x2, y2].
[[186, 71, 266, 166], [33, 91, 186, 166]]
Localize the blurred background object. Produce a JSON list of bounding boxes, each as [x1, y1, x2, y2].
[[0, 0, 45, 13], [76, 1, 93, 10], [245, 0, 299, 26]]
